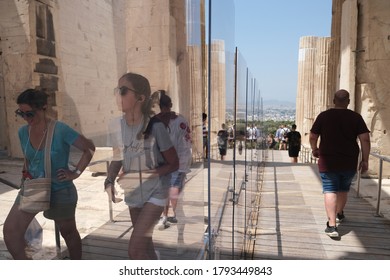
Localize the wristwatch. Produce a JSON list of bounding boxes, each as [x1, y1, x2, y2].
[[74, 169, 82, 175]]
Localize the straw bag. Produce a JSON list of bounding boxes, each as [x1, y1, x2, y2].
[[19, 120, 56, 213]]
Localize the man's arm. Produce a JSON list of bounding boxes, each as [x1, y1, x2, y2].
[[309, 132, 320, 158], [358, 132, 371, 173]]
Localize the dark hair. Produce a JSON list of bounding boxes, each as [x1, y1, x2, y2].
[[202, 113, 207, 121], [292, 124, 297, 129], [16, 88, 48, 110], [159, 90, 172, 109]]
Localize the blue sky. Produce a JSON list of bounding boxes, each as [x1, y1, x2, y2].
[[211, 0, 332, 104]]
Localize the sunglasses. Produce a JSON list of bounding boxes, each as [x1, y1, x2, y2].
[[114, 86, 138, 96], [15, 109, 36, 118]]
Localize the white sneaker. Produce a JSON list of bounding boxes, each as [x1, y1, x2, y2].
[[157, 217, 169, 230]]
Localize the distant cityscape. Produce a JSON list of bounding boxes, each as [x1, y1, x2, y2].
[[226, 100, 296, 122]]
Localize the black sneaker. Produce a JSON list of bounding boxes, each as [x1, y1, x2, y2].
[[167, 216, 178, 223], [325, 222, 339, 238], [336, 212, 345, 223]]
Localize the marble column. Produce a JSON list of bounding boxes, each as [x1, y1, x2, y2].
[[296, 36, 317, 144]]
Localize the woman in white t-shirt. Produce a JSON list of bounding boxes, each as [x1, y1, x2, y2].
[[105, 73, 179, 259]]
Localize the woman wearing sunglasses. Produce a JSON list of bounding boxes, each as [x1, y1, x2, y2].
[[3, 88, 95, 259], [105, 73, 179, 259]]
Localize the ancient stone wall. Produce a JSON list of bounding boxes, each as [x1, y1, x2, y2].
[[354, 0, 390, 175], [0, 0, 206, 160], [54, 0, 127, 147], [0, 0, 41, 156], [298, 0, 390, 175]]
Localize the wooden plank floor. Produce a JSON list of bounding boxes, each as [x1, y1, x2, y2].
[[61, 149, 390, 260], [251, 150, 390, 260], [62, 152, 251, 260], [72, 162, 207, 260]]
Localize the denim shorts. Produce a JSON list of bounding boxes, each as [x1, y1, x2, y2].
[[320, 171, 356, 193], [170, 171, 186, 190]]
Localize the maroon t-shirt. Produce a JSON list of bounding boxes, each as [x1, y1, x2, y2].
[[310, 108, 370, 172]]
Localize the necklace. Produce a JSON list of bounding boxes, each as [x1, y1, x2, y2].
[[24, 125, 47, 170]]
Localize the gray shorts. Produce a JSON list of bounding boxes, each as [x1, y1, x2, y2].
[[44, 186, 78, 220], [124, 176, 169, 208], [16, 185, 78, 220]]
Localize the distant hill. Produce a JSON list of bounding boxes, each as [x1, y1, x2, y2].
[[263, 99, 296, 108], [228, 99, 296, 110]]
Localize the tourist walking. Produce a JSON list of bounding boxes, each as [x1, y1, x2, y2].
[[154, 91, 192, 232], [217, 123, 229, 160], [285, 124, 301, 163], [309, 89, 370, 238], [104, 73, 179, 259]]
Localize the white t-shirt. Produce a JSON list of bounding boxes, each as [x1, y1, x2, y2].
[[107, 116, 174, 206], [166, 114, 192, 173]]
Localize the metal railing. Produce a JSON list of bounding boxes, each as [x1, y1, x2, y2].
[[200, 172, 233, 259], [298, 148, 390, 217], [299, 145, 317, 164], [356, 152, 390, 217]]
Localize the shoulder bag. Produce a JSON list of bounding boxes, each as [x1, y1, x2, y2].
[[19, 120, 56, 213]]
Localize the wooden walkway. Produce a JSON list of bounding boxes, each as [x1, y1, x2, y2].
[[72, 161, 207, 260], [251, 150, 390, 260], [61, 149, 390, 260]]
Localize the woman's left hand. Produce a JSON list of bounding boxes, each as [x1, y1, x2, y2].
[[57, 168, 78, 181]]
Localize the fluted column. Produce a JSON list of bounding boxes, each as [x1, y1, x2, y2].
[[296, 36, 317, 143], [339, 0, 358, 110], [188, 45, 204, 160], [210, 39, 226, 149], [313, 37, 332, 117]]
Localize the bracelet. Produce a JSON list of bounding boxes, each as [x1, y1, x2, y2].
[[104, 178, 114, 187]]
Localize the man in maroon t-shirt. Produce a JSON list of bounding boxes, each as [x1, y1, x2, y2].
[[309, 89, 371, 238]]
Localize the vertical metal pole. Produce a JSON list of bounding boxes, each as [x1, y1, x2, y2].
[[55, 223, 61, 259], [356, 151, 362, 197], [356, 170, 361, 197], [375, 159, 383, 216], [105, 160, 114, 222], [207, 0, 212, 260], [232, 47, 238, 259]]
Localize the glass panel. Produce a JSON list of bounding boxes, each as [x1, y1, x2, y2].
[[207, 0, 264, 259]]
